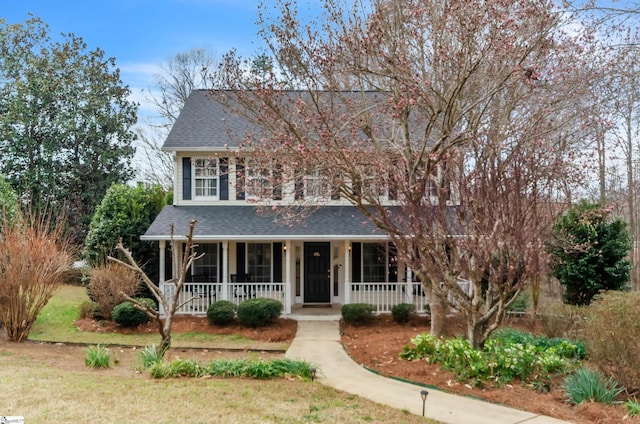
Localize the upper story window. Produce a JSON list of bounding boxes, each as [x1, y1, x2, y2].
[[193, 158, 219, 199], [295, 168, 337, 201], [244, 159, 282, 201]]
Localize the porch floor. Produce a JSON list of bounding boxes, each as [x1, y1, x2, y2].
[[289, 304, 342, 321]]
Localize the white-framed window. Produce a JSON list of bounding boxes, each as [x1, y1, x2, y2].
[[303, 168, 331, 200], [193, 157, 219, 199], [245, 159, 275, 200], [362, 243, 387, 283], [192, 243, 218, 281], [248, 242, 272, 283]]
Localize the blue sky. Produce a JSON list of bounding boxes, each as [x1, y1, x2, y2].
[[0, 0, 272, 115]]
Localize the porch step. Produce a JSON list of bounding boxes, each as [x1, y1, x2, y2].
[[302, 303, 333, 308]]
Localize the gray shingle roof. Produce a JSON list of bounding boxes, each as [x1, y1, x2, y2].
[[142, 205, 390, 240], [163, 90, 258, 150], [162, 89, 389, 151]]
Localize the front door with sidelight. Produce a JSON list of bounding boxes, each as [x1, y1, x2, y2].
[[303, 242, 331, 303]]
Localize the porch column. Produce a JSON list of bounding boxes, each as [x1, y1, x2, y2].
[[284, 240, 292, 314], [406, 266, 413, 304], [159, 240, 166, 284], [344, 240, 351, 305], [222, 241, 229, 301]]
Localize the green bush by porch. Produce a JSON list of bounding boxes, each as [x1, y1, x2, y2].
[[237, 298, 283, 327]]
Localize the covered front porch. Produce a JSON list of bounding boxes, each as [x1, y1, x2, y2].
[[143, 205, 430, 316]]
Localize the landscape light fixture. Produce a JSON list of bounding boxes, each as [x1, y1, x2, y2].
[[420, 390, 429, 416], [310, 368, 317, 382]]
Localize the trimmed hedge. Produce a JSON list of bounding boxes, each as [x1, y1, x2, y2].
[[112, 298, 156, 327], [391, 303, 415, 323], [207, 300, 237, 326], [342, 303, 375, 325], [236, 298, 282, 327]]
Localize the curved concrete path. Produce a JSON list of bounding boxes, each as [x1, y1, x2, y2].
[[285, 320, 570, 424]]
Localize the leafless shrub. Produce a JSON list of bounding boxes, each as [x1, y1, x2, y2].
[[537, 302, 586, 340], [87, 263, 141, 320], [583, 290, 640, 395], [0, 211, 72, 341]]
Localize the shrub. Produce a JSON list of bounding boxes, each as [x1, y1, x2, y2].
[[87, 263, 142, 320], [391, 303, 415, 323], [538, 302, 586, 339], [507, 290, 529, 313], [112, 298, 156, 327], [400, 330, 582, 387], [207, 300, 237, 326], [547, 200, 631, 306], [83, 183, 166, 285], [342, 303, 375, 325], [236, 298, 282, 327], [583, 290, 640, 392], [85, 345, 111, 369], [562, 368, 623, 405], [79, 301, 97, 319], [0, 211, 72, 341]]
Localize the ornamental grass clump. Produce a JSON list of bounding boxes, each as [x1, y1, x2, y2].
[[562, 368, 623, 405], [85, 345, 111, 369], [145, 357, 314, 380], [138, 344, 163, 370]]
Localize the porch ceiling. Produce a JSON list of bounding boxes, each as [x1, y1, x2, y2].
[[142, 205, 392, 241]]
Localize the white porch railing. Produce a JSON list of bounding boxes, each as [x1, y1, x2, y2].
[[350, 282, 429, 314], [162, 282, 287, 315]]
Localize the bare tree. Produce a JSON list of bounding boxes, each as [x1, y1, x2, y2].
[[135, 48, 220, 190], [216, 0, 601, 346], [109, 220, 202, 356]]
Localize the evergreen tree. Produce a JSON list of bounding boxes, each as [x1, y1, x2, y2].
[[548, 200, 632, 305]]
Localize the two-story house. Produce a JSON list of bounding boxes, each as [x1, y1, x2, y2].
[[142, 89, 428, 315]]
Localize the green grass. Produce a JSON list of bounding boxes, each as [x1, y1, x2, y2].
[[29, 285, 288, 350], [1, 285, 441, 423], [0, 355, 438, 424]]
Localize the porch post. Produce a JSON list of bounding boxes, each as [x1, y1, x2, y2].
[[406, 266, 413, 304], [284, 240, 292, 314], [159, 240, 166, 284], [344, 240, 351, 305], [222, 241, 229, 301]]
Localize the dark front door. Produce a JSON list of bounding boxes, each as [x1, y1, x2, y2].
[[304, 242, 331, 303]]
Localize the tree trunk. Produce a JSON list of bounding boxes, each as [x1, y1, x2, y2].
[[429, 285, 447, 337], [158, 317, 172, 357]]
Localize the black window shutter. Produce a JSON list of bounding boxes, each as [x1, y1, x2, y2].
[[273, 243, 283, 282], [294, 168, 304, 200], [273, 162, 283, 200], [236, 158, 245, 200], [351, 242, 361, 283], [182, 157, 192, 200], [220, 157, 229, 200], [236, 242, 246, 275]]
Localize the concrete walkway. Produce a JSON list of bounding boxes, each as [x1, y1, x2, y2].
[[285, 320, 570, 424]]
